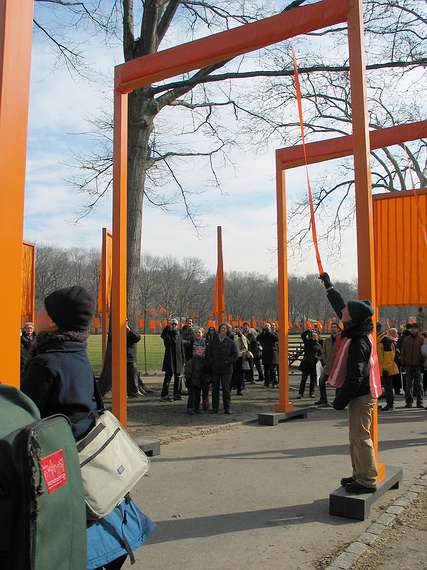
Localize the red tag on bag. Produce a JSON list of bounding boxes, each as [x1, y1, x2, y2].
[[40, 450, 68, 493]]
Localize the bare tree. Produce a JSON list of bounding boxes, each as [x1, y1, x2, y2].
[[33, 0, 426, 321]]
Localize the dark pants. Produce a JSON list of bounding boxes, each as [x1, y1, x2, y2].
[[187, 384, 202, 411], [232, 358, 245, 394], [404, 366, 423, 406], [383, 374, 395, 408], [299, 368, 316, 396], [393, 372, 402, 394], [423, 370, 427, 394], [127, 362, 139, 395], [96, 554, 127, 570], [253, 356, 264, 382], [318, 372, 328, 403], [202, 382, 210, 410], [264, 363, 277, 387], [212, 372, 232, 412], [161, 371, 181, 398]]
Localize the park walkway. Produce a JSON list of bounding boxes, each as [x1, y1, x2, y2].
[[126, 401, 427, 569]]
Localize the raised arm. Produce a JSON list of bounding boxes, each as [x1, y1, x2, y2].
[[319, 273, 346, 319]]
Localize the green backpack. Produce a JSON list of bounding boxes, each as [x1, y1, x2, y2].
[[0, 385, 87, 570]]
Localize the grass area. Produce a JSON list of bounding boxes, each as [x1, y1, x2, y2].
[[87, 333, 308, 376], [87, 334, 164, 376]]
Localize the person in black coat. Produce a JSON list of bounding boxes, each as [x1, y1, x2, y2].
[[126, 323, 142, 397], [242, 323, 264, 384], [257, 324, 279, 387], [21, 286, 153, 569], [160, 319, 186, 401], [206, 323, 238, 414], [181, 318, 196, 362], [22, 287, 97, 441], [298, 330, 322, 398], [319, 272, 379, 494], [20, 321, 35, 374]]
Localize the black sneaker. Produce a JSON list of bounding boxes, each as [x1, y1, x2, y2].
[[173, 395, 182, 401], [416, 404, 424, 409], [340, 476, 355, 487], [345, 481, 376, 494], [404, 403, 413, 408], [160, 396, 172, 402], [224, 410, 232, 415], [382, 405, 393, 411]]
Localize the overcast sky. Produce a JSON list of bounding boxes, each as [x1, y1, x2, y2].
[[25, 3, 359, 282]]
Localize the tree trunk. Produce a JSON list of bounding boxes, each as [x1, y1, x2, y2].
[[126, 88, 155, 326]]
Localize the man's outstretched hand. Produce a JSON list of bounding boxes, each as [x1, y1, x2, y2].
[[319, 272, 332, 289]]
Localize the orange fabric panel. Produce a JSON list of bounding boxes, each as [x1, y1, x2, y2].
[[373, 190, 427, 306], [138, 319, 145, 330], [21, 242, 35, 325], [97, 231, 113, 313]]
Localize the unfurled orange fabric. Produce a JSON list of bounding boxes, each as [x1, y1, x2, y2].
[[373, 190, 427, 306], [21, 242, 35, 324]]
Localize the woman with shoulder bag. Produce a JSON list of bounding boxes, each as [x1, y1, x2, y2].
[[22, 287, 154, 570]]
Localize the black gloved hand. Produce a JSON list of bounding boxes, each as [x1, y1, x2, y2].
[[318, 272, 332, 289]]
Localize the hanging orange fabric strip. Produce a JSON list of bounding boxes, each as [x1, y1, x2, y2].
[[292, 47, 324, 274]]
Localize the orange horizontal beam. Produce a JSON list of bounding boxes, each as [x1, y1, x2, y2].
[[277, 120, 427, 170], [115, 0, 349, 93], [373, 188, 427, 201]]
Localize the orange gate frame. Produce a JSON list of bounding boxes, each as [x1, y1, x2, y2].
[[275, 119, 427, 481], [111, 0, 367, 426], [1, 0, 413, 435], [22, 240, 36, 326]]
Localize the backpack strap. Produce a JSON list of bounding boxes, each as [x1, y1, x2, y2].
[[93, 376, 105, 413]]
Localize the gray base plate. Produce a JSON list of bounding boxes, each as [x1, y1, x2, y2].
[[134, 436, 161, 457], [258, 408, 308, 426], [329, 465, 403, 520]]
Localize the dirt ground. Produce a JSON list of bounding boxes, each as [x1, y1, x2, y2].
[[353, 486, 427, 570], [105, 371, 314, 444]]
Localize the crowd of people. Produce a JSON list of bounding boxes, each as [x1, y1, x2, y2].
[[159, 319, 281, 414], [295, 317, 427, 411]]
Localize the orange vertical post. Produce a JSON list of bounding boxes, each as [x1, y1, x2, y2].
[[101, 228, 109, 359], [347, 0, 384, 481], [275, 157, 293, 413], [0, 0, 33, 387], [22, 241, 36, 325], [215, 226, 225, 326], [111, 88, 128, 427]]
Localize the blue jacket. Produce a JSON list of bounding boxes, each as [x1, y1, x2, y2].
[[87, 499, 155, 569]]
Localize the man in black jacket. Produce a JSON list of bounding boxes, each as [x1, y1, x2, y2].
[[319, 272, 378, 494], [160, 319, 186, 401], [206, 323, 238, 414]]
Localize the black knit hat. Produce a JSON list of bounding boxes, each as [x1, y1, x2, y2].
[[347, 300, 374, 324], [45, 286, 95, 331]]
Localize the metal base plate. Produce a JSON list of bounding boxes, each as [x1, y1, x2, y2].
[[329, 465, 403, 520], [258, 408, 308, 426], [134, 436, 161, 457]]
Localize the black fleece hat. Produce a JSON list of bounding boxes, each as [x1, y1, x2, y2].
[[45, 286, 95, 331], [347, 300, 374, 324]]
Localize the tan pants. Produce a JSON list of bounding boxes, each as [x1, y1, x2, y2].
[[348, 394, 378, 488]]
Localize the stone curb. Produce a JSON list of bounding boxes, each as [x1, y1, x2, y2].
[[325, 472, 427, 570]]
